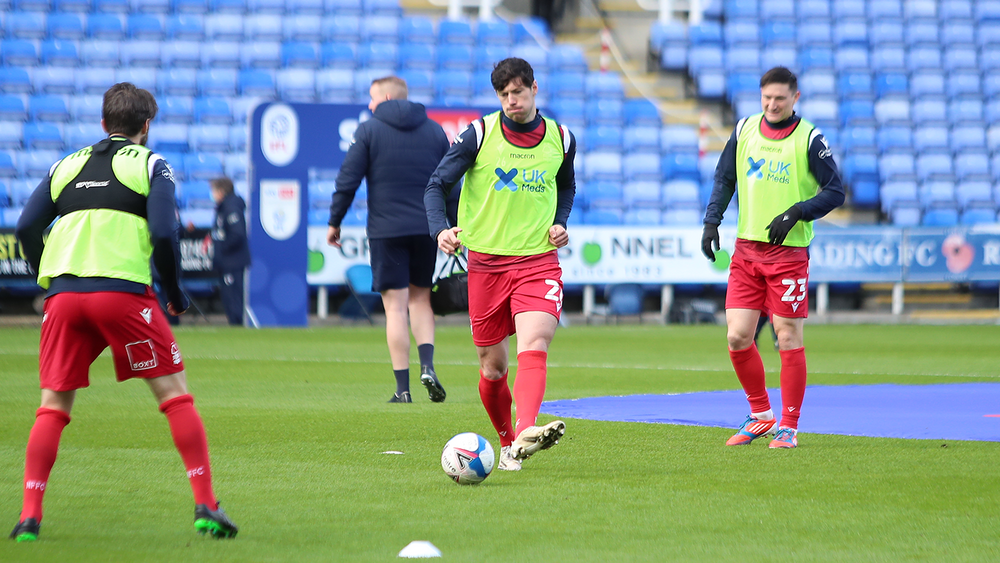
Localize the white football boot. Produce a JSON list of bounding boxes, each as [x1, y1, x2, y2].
[[511, 420, 565, 461], [497, 446, 521, 471]]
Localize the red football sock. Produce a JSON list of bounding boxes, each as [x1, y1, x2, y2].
[[779, 347, 807, 429], [478, 371, 514, 447], [21, 407, 71, 522], [159, 394, 216, 508], [513, 350, 548, 439], [729, 343, 771, 414]]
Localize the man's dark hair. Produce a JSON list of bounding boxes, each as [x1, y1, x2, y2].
[[210, 176, 235, 196], [491, 58, 535, 92], [102, 82, 158, 137], [760, 66, 798, 92]]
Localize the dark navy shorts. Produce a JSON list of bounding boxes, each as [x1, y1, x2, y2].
[[369, 235, 438, 292]]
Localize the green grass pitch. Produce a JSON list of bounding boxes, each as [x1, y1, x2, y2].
[[1, 323, 999, 562]]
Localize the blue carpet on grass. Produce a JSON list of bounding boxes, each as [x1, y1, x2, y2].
[[541, 383, 1000, 442]]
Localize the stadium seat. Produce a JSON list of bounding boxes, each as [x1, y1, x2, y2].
[[796, 0, 829, 20], [434, 70, 472, 100], [688, 45, 724, 74], [842, 126, 876, 152], [837, 72, 872, 98], [870, 20, 903, 46], [833, 19, 868, 47], [0, 124, 24, 150], [879, 153, 915, 182], [189, 124, 229, 152], [160, 40, 200, 68], [661, 152, 700, 182], [159, 95, 195, 123], [398, 69, 433, 102], [358, 42, 398, 71], [185, 153, 224, 181], [38, 66, 77, 95], [277, 68, 316, 102], [662, 179, 700, 207], [831, 0, 864, 18], [661, 204, 702, 225], [42, 40, 81, 68], [954, 152, 991, 181], [660, 125, 699, 153], [316, 68, 355, 102], [949, 99, 983, 124], [0, 95, 28, 122], [284, 15, 322, 42], [799, 47, 833, 71], [24, 123, 64, 150], [193, 96, 232, 124], [476, 20, 512, 46], [797, 22, 832, 49], [282, 42, 320, 68], [584, 181, 624, 210], [919, 180, 957, 207], [199, 41, 241, 68], [158, 68, 198, 97], [622, 127, 659, 153], [907, 47, 941, 72], [361, 15, 398, 43], [48, 12, 86, 40], [922, 204, 959, 226], [723, 21, 759, 46], [0, 153, 16, 180], [248, 0, 284, 14], [195, 69, 238, 97], [622, 154, 661, 182], [436, 44, 474, 72], [241, 42, 282, 69], [623, 208, 661, 226], [584, 152, 623, 183], [876, 126, 911, 152], [760, 45, 797, 71], [689, 21, 723, 45], [1, 39, 40, 67], [65, 121, 104, 148], [287, 0, 324, 15], [239, 69, 277, 97], [960, 206, 997, 225], [131, 0, 169, 12], [912, 99, 948, 126], [5, 12, 46, 40], [399, 15, 435, 44], [29, 95, 70, 122], [799, 97, 838, 123], [82, 40, 120, 66], [153, 123, 190, 152], [398, 43, 434, 71], [166, 14, 204, 40], [21, 150, 61, 177], [228, 125, 247, 152], [322, 15, 361, 43], [244, 14, 282, 41], [915, 153, 954, 182], [880, 180, 918, 212], [622, 181, 661, 208], [549, 44, 588, 73], [725, 46, 761, 74], [913, 126, 949, 152], [951, 126, 986, 153], [204, 13, 242, 40], [69, 95, 102, 122], [909, 71, 945, 98], [584, 99, 623, 127]]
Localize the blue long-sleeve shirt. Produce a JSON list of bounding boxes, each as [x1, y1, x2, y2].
[[424, 111, 576, 240], [704, 114, 846, 226], [15, 152, 187, 308]]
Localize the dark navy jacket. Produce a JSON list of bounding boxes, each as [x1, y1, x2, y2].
[[213, 192, 250, 272], [329, 99, 450, 238]]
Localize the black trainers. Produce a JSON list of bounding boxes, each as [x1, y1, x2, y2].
[[420, 366, 446, 403], [388, 391, 412, 403], [194, 504, 238, 539], [9, 518, 39, 542]]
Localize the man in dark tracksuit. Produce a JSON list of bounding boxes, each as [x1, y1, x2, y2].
[[328, 76, 450, 404], [210, 176, 250, 326]]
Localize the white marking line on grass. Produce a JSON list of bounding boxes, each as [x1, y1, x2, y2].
[[1, 349, 997, 379]]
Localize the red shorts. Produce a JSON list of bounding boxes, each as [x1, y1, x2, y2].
[[39, 289, 185, 391], [468, 263, 564, 347], [726, 254, 810, 318]]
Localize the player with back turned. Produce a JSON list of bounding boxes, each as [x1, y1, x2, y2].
[[701, 67, 845, 449]]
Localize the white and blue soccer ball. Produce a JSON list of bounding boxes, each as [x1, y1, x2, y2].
[[441, 432, 495, 485]]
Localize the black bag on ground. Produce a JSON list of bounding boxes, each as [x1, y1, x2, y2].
[[431, 252, 469, 315]]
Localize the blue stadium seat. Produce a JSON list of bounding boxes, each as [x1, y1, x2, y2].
[[622, 154, 661, 182], [0, 68, 32, 95], [282, 41, 320, 68], [977, 1, 1000, 22], [476, 20, 511, 46], [919, 180, 957, 207], [761, 20, 795, 45], [760, 45, 797, 71], [318, 70, 354, 102], [916, 152, 954, 182], [437, 19, 473, 46], [880, 180, 918, 212], [248, 0, 284, 14], [624, 208, 662, 225], [833, 19, 868, 47], [244, 14, 282, 41], [5, 12, 46, 40], [199, 14, 240, 40], [904, 0, 936, 20], [284, 15, 321, 42], [81, 40, 120, 66], [837, 71, 872, 98], [944, 47, 978, 73], [21, 150, 61, 177], [158, 68, 198, 97], [325, 0, 361, 14], [870, 20, 903, 46], [0, 153, 16, 181], [660, 125, 699, 153], [363, 0, 400, 15], [474, 45, 507, 71], [239, 69, 277, 97], [913, 125, 949, 152], [37, 66, 76, 95], [869, 0, 901, 19], [548, 98, 584, 127], [842, 126, 876, 152], [38, 40, 77, 68], [797, 21, 832, 48], [622, 181, 661, 208], [185, 153, 224, 181], [871, 47, 905, 73], [584, 99, 623, 127], [724, 0, 757, 18], [198, 41, 239, 68], [874, 97, 910, 125], [912, 99, 947, 125], [358, 42, 397, 71], [622, 99, 659, 127], [949, 98, 983, 125], [946, 70, 982, 98], [195, 69, 237, 97], [435, 70, 472, 100], [436, 44, 473, 72], [584, 152, 623, 183], [399, 15, 434, 44], [583, 181, 624, 210], [550, 72, 585, 101], [796, 0, 829, 19], [65, 121, 104, 148], [396, 43, 433, 71], [69, 95, 102, 121], [799, 47, 833, 70], [286, 0, 323, 14], [24, 123, 64, 150], [193, 96, 232, 124], [161, 40, 200, 68], [876, 126, 911, 152], [800, 97, 838, 123], [277, 68, 316, 102], [879, 152, 915, 182], [622, 126, 659, 153], [723, 21, 759, 46], [951, 126, 986, 152], [689, 21, 723, 45], [688, 45, 724, 74], [48, 12, 86, 40], [166, 14, 207, 41], [322, 15, 361, 43], [56, 0, 92, 11], [11, 179, 38, 207], [908, 47, 941, 73], [94, 0, 128, 11], [661, 204, 702, 225], [0, 124, 24, 150], [663, 178, 701, 208], [800, 70, 835, 96], [0, 95, 28, 122], [835, 47, 869, 72], [396, 69, 432, 102], [549, 45, 588, 73], [583, 209, 623, 225], [941, 21, 976, 48], [241, 42, 281, 69], [130, 0, 169, 12], [906, 22, 939, 47], [661, 152, 700, 182], [509, 44, 549, 74], [922, 204, 959, 226], [940, 0, 972, 20], [724, 46, 761, 74], [189, 124, 229, 152], [960, 206, 997, 225], [831, 0, 863, 18], [955, 181, 993, 209], [954, 152, 991, 181], [585, 73, 624, 100], [29, 95, 70, 122], [152, 123, 190, 152], [2, 39, 41, 68], [224, 150, 247, 177], [909, 71, 944, 98]]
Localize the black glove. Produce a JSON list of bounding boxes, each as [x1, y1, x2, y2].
[[766, 205, 803, 246], [701, 223, 720, 262]]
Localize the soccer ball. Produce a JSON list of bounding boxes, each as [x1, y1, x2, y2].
[[441, 433, 495, 485]]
